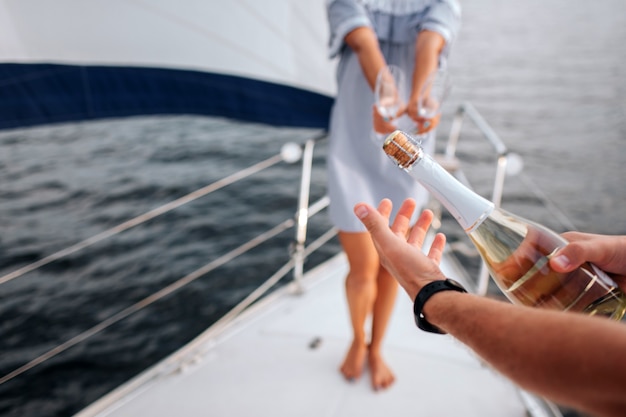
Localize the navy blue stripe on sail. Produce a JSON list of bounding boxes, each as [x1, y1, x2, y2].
[[0, 63, 333, 130]]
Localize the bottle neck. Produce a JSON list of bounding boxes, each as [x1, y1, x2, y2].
[[407, 153, 494, 232], [382, 130, 495, 232]]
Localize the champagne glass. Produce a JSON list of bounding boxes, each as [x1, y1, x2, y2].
[[416, 68, 451, 136], [372, 65, 406, 143]]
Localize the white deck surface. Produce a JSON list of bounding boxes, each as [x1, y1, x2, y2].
[[76, 253, 530, 417]]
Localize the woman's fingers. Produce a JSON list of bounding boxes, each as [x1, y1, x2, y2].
[[416, 113, 440, 134]]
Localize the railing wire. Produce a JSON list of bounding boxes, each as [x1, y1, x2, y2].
[[0, 134, 332, 385], [0, 154, 283, 287]]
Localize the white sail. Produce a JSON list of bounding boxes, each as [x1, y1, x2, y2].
[[0, 0, 337, 128]]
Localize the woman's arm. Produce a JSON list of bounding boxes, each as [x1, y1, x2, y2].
[[344, 26, 387, 91], [407, 30, 446, 132], [344, 26, 397, 133], [409, 30, 446, 105]]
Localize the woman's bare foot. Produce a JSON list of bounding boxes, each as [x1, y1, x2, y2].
[[368, 350, 395, 391], [340, 340, 367, 381]]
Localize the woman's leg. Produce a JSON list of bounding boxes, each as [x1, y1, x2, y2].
[[369, 265, 398, 390], [338, 231, 398, 389], [338, 231, 379, 381]]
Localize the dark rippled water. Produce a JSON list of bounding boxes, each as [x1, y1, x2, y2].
[[1, 0, 625, 416], [0, 118, 336, 416]]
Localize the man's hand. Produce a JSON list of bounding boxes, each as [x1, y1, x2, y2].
[[354, 198, 447, 299], [550, 232, 626, 291]]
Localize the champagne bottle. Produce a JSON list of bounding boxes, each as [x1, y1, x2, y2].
[[382, 130, 626, 320]]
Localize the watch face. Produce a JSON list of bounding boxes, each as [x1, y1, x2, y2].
[[445, 279, 466, 291]]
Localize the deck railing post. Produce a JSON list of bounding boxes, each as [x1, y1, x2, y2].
[[292, 139, 316, 292], [445, 103, 466, 159]]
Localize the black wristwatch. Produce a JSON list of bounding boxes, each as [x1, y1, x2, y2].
[[413, 279, 467, 334]]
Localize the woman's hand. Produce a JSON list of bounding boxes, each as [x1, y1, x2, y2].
[[406, 30, 446, 135], [354, 198, 447, 299], [406, 97, 440, 134], [372, 105, 402, 134]]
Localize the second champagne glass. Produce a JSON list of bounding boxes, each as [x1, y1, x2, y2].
[[416, 68, 451, 137]]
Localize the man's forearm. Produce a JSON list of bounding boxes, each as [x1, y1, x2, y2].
[[424, 291, 626, 417]]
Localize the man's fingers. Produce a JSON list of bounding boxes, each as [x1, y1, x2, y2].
[[428, 233, 446, 265], [550, 232, 609, 272], [354, 201, 390, 239], [407, 209, 434, 248], [390, 198, 416, 237], [377, 198, 393, 220]]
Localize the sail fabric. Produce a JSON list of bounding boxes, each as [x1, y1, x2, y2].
[[0, 0, 336, 129]]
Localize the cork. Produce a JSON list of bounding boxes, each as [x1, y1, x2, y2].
[[382, 130, 421, 169]]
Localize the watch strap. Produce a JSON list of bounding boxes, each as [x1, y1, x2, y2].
[[413, 279, 467, 334]]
